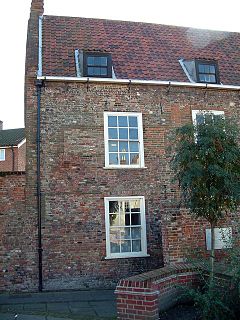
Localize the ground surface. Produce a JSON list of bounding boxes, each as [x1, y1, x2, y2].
[[159, 304, 201, 320]]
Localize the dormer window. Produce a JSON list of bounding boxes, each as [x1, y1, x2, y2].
[[83, 52, 112, 78], [195, 60, 219, 84]]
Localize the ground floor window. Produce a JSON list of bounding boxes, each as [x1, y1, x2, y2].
[[104, 196, 147, 259]]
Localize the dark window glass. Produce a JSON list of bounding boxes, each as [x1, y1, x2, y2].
[[196, 60, 219, 84], [84, 53, 112, 78]]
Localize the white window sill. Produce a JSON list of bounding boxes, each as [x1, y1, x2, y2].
[[105, 253, 150, 260], [103, 166, 147, 170]]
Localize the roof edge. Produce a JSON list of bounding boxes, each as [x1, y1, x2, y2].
[[37, 76, 240, 91]]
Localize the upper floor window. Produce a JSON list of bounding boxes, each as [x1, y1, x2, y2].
[[104, 112, 145, 168], [195, 60, 219, 84], [83, 52, 112, 78], [0, 149, 5, 161]]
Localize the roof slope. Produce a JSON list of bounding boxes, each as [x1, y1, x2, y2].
[[42, 16, 240, 85], [0, 128, 25, 147]]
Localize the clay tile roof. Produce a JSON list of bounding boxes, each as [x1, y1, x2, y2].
[[0, 128, 25, 147], [42, 16, 240, 85]]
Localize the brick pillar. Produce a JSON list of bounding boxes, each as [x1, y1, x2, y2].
[[115, 280, 159, 320]]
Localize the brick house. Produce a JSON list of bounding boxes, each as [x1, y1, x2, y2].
[[1, 0, 238, 292], [0, 122, 26, 172]]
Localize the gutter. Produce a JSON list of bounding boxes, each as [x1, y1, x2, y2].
[[37, 76, 240, 91]]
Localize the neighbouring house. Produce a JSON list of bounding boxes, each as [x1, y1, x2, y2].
[[0, 122, 26, 172], [0, 0, 239, 293]]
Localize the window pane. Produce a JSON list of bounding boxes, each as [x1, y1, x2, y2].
[[109, 141, 118, 152], [118, 116, 128, 127], [129, 128, 138, 140], [131, 227, 141, 239], [131, 213, 141, 225], [132, 240, 141, 252], [119, 141, 128, 152], [108, 128, 118, 139], [119, 128, 128, 139], [209, 65, 215, 73], [129, 116, 138, 127], [87, 67, 95, 75], [109, 201, 119, 213], [130, 153, 139, 165], [121, 240, 131, 252], [196, 114, 205, 125], [209, 75, 216, 83], [110, 214, 119, 226], [108, 116, 117, 127], [109, 153, 118, 165], [198, 64, 205, 73], [125, 214, 130, 226], [0, 149, 5, 160], [119, 153, 129, 165], [100, 57, 108, 66], [129, 142, 139, 152], [94, 57, 101, 65], [100, 68, 107, 76], [110, 229, 120, 240], [125, 201, 130, 212], [199, 74, 206, 82], [110, 241, 120, 253], [87, 56, 95, 66], [130, 200, 140, 212], [123, 227, 131, 239]]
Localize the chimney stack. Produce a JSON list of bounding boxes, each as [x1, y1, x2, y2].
[[30, 0, 44, 16], [0, 121, 3, 130]]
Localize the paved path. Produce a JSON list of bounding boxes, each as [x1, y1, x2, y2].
[[0, 289, 116, 319]]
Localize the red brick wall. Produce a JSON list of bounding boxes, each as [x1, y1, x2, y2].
[[0, 148, 14, 172], [0, 173, 37, 292], [17, 142, 26, 171], [0, 144, 26, 172], [24, 81, 239, 290]]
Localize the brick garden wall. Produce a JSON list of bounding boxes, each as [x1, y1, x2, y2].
[[0, 173, 38, 292], [23, 80, 239, 290], [115, 263, 201, 320]]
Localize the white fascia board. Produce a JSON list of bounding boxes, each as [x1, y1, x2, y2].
[[37, 75, 240, 91], [18, 139, 26, 148]]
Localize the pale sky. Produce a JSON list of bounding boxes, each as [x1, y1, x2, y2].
[[0, 0, 239, 129]]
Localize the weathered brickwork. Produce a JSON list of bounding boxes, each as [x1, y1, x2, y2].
[[0, 144, 26, 172], [24, 81, 239, 289], [0, 173, 37, 292]]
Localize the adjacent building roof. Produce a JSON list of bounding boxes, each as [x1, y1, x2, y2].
[[42, 16, 240, 85], [0, 128, 25, 147]]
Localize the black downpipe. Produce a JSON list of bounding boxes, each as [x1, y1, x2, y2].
[[36, 79, 44, 292], [11, 146, 15, 171]]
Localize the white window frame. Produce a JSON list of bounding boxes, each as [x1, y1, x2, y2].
[[104, 112, 145, 168], [205, 227, 232, 250], [192, 110, 225, 126], [0, 149, 5, 161], [104, 196, 148, 259]]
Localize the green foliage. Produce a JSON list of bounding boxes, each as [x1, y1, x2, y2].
[[182, 280, 235, 320], [171, 115, 240, 224]]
